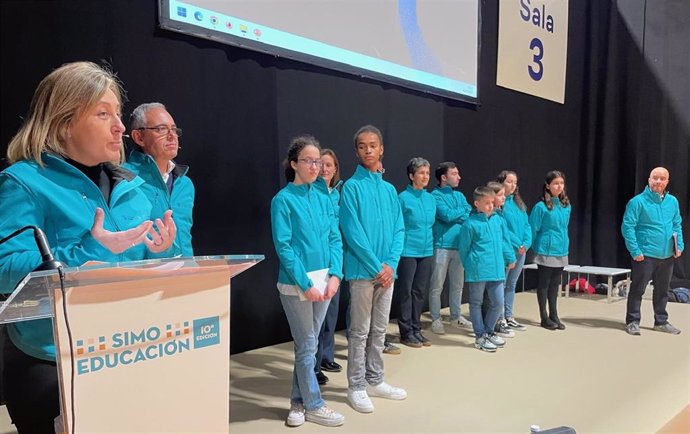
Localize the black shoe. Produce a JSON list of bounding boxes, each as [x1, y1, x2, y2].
[[320, 361, 342, 373], [414, 332, 432, 347], [550, 317, 566, 330], [540, 319, 558, 330], [400, 335, 423, 348], [315, 371, 329, 385]]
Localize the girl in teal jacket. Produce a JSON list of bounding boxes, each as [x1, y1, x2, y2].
[[0, 61, 176, 432], [529, 170, 571, 330], [270, 136, 344, 427], [497, 171, 532, 331]]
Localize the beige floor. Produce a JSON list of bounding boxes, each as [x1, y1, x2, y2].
[[1, 292, 688, 433]]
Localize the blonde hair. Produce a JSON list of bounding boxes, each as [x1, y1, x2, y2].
[[7, 61, 125, 166]]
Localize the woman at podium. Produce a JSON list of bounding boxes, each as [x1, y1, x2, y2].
[[270, 135, 345, 427], [0, 61, 176, 433]]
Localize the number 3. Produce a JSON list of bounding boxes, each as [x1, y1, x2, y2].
[[529, 37, 544, 81]]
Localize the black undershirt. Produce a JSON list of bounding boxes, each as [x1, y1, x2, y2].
[[64, 158, 112, 205]]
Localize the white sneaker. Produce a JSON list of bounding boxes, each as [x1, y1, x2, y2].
[[431, 319, 446, 335], [450, 316, 471, 328], [366, 381, 407, 400], [305, 405, 345, 427], [286, 402, 305, 427], [347, 389, 374, 413], [487, 333, 505, 347]]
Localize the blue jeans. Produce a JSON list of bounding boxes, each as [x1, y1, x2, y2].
[[429, 249, 464, 321], [504, 253, 526, 319], [316, 289, 340, 366], [279, 293, 329, 411], [347, 279, 393, 390], [468, 281, 504, 337]]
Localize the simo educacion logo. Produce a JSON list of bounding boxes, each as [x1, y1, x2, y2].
[[74, 316, 220, 375]]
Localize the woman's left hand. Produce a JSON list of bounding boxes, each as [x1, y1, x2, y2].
[[325, 275, 341, 299], [144, 210, 177, 253]]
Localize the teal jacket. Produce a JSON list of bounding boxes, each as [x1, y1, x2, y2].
[[621, 186, 684, 259], [529, 198, 571, 257], [124, 150, 195, 257], [271, 180, 343, 291], [399, 185, 436, 258], [503, 195, 532, 251], [458, 210, 516, 282], [313, 177, 341, 219], [339, 165, 405, 280], [0, 153, 155, 362], [431, 186, 472, 250]]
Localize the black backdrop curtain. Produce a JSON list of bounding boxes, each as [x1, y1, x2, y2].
[[1, 0, 688, 353]]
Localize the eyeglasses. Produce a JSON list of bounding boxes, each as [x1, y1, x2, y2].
[[298, 158, 323, 167], [138, 126, 183, 137]]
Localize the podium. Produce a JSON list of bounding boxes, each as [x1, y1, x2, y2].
[[0, 254, 263, 433]]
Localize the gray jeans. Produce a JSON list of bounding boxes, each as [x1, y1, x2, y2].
[[347, 279, 393, 390]]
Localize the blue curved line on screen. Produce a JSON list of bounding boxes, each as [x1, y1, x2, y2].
[[398, 0, 443, 76]]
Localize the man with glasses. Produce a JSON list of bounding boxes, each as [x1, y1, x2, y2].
[[125, 102, 195, 257], [622, 167, 684, 336]]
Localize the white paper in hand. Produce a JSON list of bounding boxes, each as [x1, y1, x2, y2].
[[307, 268, 329, 296]]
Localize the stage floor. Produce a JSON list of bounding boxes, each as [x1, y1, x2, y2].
[[1, 292, 688, 433]]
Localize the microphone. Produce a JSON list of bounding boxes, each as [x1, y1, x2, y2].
[[0, 226, 63, 271], [123, 134, 130, 138], [32, 227, 63, 271]]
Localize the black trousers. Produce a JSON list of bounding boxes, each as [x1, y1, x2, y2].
[[626, 256, 673, 325], [395, 256, 432, 338], [536, 265, 563, 321], [315, 288, 341, 368], [2, 328, 60, 433]]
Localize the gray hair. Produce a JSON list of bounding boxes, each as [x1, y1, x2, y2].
[[407, 157, 430, 183], [130, 102, 167, 130]]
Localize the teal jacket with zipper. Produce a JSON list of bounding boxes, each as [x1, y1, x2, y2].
[[458, 210, 516, 282], [399, 185, 436, 258], [124, 149, 195, 257], [503, 194, 532, 251], [340, 165, 405, 280], [0, 153, 155, 361], [529, 198, 571, 257], [271, 179, 343, 291], [621, 186, 684, 259], [431, 186, 472, 250]]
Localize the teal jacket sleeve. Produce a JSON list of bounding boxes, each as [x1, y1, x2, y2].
[[523, 217, 533, 251], [176, 179, 195, 257], [435, 193, 471, 224], [270, 195, 312, 291], [502, 222, 517, 265], [506, 224, 522, 250], [457, 222, 473, 267], [670, 197, 684, 253], [529, 204, 544, 248], [0, 176, 44, 293], [327, 199, 344, 279], [339, 184, 383, 277], [383, 195, 405, 272], [0, 175, 107, 292], [621, 199, 642, 258], [147, 177, 195, 259]]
